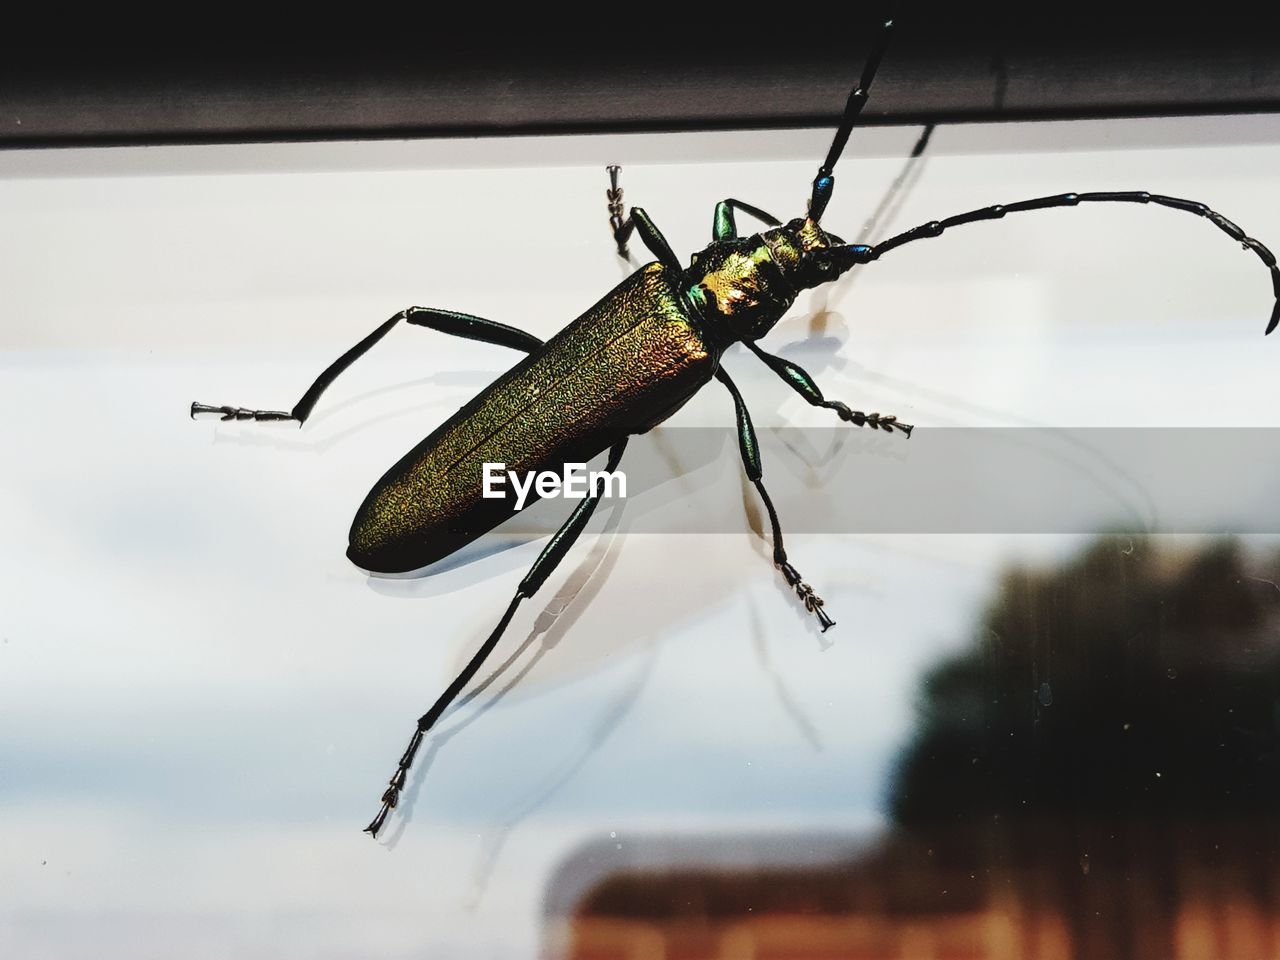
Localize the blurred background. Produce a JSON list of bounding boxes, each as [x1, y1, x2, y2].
[[551, 535, 1280, 960], [3, 15, 1280, 960]]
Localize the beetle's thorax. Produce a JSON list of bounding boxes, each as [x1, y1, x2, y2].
[[683, 218, 840, 344]]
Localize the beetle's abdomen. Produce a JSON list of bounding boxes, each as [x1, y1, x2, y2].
[[347, 263, 718, 574]]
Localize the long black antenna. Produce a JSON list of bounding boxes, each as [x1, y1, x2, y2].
[[809, 8, 898, 223], [810, 190, 1280, 336]]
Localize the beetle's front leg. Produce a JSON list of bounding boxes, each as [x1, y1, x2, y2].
[[191, 307, 542, 427], [744, 340, 913, 437]]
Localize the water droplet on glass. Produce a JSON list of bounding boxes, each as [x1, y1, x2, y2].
[[1038, 682, 1054, 707], [609, 831, 616, 839]]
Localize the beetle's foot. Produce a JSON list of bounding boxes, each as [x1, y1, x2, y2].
[[363, 726, 427, 838], [364, 798, 394, 838], [190, 402, 296, 423], [364, 765, 410, 838], [824, 401, 913, 438], [779, 561, 835, 632], [607, 165, 634, 258], [611, 218, 635, 259]]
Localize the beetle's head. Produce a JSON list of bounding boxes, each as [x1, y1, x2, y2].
[[686, 218, 859, 343], [765, 217, 869, 292]]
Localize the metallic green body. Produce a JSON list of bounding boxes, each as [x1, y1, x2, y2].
[[347, 262, 721, 572], [346, 219, 838, 574]]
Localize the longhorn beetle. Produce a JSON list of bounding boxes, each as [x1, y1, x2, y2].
[[191, 15, 1280, 838]]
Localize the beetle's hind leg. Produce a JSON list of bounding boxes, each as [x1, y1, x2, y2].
[[743, 341, 913, 437], [717, 369, 834, 632], [190, 307, 543, 426], [364, 439, 629, 839]]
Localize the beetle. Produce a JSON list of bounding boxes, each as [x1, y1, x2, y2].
[[191, 15, 1280, 838]]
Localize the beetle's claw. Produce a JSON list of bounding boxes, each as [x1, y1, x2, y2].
[[363, 777, 405, 837], [366, 787, 401, 837], [876, 415, 915, 438], [816, 605, 836, 632], [189, 401, 243, 421], [778, 561, 835, 631], [364, 802, 392, 838]]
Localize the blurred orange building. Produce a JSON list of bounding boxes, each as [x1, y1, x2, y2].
[[548, 821, 1280, 959]]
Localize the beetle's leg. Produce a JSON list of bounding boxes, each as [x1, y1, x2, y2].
[[190, 307, 543, 426], [712, 199, 783, 242], [603, 168, 683, 271], [743, 340, 912, 437], [716, 368, 834, 632], [606, 165, 635, 257], [364, 439, 629, 839], [815, 192, 1280, 336], [628, 207, 683, 273]]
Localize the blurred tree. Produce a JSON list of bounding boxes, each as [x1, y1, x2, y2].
[[561, 538, 1280, 960], [890, 537, 1280, 825]]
